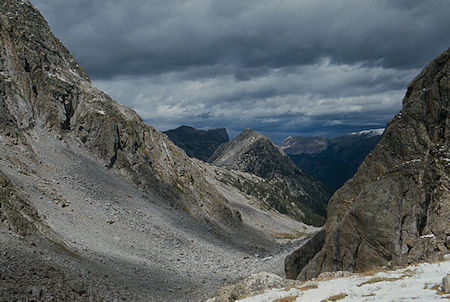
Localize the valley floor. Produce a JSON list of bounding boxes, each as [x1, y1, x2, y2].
[[0, 128, 315, 301]]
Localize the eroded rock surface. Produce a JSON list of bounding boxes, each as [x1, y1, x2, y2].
[[0, 0, 242, 229], [298, 49, 450, 280], [0, 1, 318, 300], [285, 230, 325, 279]]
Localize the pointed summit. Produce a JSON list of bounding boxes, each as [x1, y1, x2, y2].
[[210, 129, 331, 225]]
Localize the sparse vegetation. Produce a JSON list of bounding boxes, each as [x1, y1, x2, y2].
[[283, 282, 318, 292], [326, 293, 348, 301], [269, 230, 308, 240], [219, 173, 325, 226], [358, 276, 402, 287], [273, 295, 298, 302], [362, 293, 376, 297], [431, 284, 447, 295], [358, 268, 416, 287], [297, 283, 318, 291]]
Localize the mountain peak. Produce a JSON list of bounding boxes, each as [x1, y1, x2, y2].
[[209, 129, 276, 167], [239, 128, 265, 138], [209, 128, 331, 224]]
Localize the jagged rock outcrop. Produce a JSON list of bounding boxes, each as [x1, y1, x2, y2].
[[164, 125, 229, 162], [209, 129, 331, 226], [281, 130, 382, 191], [295, 49, 450, 280], [0, 0, 241, 229]]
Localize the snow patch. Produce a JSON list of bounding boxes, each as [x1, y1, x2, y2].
[[237, 260, 450, 302]]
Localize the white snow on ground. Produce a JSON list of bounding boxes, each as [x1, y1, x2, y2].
[[239, 260, 450, 302]]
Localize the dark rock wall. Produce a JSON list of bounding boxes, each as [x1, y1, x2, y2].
[[299, 49, 450, 280]]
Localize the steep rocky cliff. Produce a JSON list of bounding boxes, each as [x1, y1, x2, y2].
[[0, 0, 241, 229], [282, 131, 382, 191], [209, 129, 331, 225], [294, 49, 450, 280], [164, 125, 229, 162]]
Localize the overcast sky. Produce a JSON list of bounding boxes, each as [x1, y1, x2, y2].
[[30, 0, 449, 143]]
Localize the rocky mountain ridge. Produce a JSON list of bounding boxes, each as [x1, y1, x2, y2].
[[0, 0, 242, 230], [209, 128, 331, 226]]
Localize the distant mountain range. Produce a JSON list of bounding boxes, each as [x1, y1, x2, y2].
[[164, 124, 383, 194], [164, 126, 229, 162], [281, 129, 383, 191]]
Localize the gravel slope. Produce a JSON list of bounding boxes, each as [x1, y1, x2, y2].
[[0, 127, 316, 301]]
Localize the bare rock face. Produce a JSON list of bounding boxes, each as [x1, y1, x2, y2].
[[0, 0, 239, 228], [297, 49, 450, 280], [443, 274, 450, 294], [209, 129, 331, 226]]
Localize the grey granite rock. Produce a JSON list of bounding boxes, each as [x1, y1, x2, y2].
[[299, 49, 450, 280], [443, 274, 450, 294]]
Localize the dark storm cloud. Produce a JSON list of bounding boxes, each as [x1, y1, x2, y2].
[[31, 0, 449, 79], [29, 0, 449, 140]]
